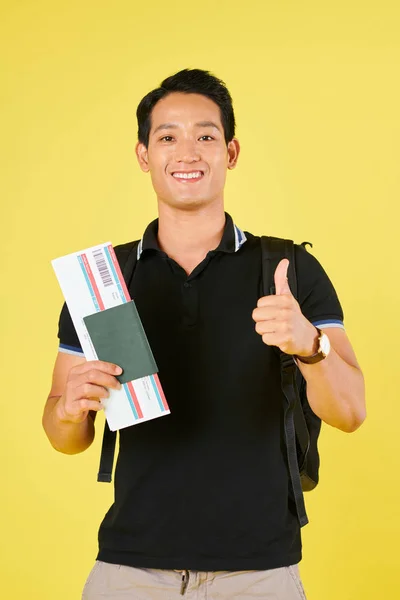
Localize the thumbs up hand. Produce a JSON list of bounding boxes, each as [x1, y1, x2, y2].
[[252, 259, 319, 356]]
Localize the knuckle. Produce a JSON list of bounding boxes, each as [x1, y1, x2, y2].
[[79, 399, 88, 410], [82, 383, 92, 396], [81, 398, 95, 410], [257, 297, 267, 308], [103, 361, 115, 372]]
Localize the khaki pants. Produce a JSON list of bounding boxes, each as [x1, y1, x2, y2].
[[82, 561, 307, 599]]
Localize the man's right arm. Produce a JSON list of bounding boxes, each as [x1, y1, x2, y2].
[[42, 352, 122, 455]]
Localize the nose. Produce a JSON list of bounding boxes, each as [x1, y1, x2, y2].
[[174, 138, 200, 163]]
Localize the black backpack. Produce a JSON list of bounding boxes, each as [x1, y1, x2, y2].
[[97, 236, 321, 528]]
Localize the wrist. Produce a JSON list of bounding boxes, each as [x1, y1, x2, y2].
[[295, 327, 331, 365], [297, 325, 319, 357]]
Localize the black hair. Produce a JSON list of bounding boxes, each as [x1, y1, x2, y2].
[[136, 68, 236, 147]]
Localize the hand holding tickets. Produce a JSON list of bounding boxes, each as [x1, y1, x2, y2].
[[52, 242, 170, 431], [56, 361, 123, 425], [252, 259, 318, 357]]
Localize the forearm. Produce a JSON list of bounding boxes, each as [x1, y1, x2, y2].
[[42, 396, 95, 454], [296, 347, 366, 433]]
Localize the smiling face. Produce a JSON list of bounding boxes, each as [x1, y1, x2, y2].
[[135, 92, 240, 212]]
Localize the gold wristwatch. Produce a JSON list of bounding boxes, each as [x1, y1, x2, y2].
[[295, 327, 330, 364]]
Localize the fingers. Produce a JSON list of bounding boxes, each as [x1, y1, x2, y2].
[[59, 360, 124, 425], [57, 396, 104, 425], [261, 333, 290, 348], [255, 320, 276, 335], [73, 369, 122, 392], [256, 295, 291, 310], [255, 319, 292, 335], [72, 360, 123, 377], [76, 398, 105, 413], [74, 382, 112, 400], [253, 305, 290, 324]]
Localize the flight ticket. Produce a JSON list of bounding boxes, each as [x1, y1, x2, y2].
[[51, 242, 170, 431]]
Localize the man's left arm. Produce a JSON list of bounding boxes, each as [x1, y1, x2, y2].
[[252, 258, 366, 434], [295, 326, 365, 433]]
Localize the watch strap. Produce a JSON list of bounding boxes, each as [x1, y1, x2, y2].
[[295, 328, 326, 364]]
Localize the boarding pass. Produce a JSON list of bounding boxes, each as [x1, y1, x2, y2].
[[51, 242, 170, 431]]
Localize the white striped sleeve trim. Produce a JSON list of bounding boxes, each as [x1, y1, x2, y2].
[[312, 320, 345, 330], [59, 344, 84, 356]]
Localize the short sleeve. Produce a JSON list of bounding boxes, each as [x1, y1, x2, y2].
[[57, 301, 84, 356], [295, 244, 345, 329]]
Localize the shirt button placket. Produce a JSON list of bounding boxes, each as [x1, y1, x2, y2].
[[182, 280, 198, 327]]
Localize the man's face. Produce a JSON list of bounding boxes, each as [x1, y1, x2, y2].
[[136, 92, 240, 211]]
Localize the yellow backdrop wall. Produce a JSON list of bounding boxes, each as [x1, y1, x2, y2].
[[1, 1, 399, 598]]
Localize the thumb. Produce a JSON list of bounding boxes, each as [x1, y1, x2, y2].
[[274, 259, 292, 295]]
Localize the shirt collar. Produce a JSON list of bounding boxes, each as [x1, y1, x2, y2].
[[137, 212, 247, 260]]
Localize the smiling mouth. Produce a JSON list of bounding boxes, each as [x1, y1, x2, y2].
[[171, 171, 204, 181]]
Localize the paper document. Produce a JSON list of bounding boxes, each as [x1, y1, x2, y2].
[[51, 242, 170, 431]]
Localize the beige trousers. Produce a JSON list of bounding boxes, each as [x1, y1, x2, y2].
[[82, 561, 307, 599]]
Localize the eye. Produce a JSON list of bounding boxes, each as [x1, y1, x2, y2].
[[160, 136, 174, 142], [199, 135, 214, 141]]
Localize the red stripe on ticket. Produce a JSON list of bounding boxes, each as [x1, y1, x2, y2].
[[81, 253, 105, 311], [107, 244, 131, 301], [153, 374, 169, 411], [126, 381, 144, 419]]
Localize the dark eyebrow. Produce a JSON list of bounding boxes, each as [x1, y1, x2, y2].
[[194, 121, 221, 132], [152, 121, 222, 135], [152, 123, 179, 135]]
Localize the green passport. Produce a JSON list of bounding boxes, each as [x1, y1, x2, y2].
[[83, 300, 158, 384]]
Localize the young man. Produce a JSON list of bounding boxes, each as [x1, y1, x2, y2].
[[43, 68, 366, 599]]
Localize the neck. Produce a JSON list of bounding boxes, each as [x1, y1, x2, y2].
[[156, 202, 226, 274]]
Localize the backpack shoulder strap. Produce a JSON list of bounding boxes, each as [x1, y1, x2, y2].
[[260, 235, 298, 298], [260, 235, 309, 527], [260, 236, 311, 458], [97, 240, 140, 483]]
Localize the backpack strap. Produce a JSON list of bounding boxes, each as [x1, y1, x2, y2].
[[260, 236, 310, 527], [97, 240, 140, 483]]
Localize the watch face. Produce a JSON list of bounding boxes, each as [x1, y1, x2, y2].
[[320, 333, 331, 356]]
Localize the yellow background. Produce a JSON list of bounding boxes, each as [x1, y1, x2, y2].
[[1, 1, 399, 598]]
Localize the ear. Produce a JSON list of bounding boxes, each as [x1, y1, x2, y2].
[[135, 141, 150, 173], [227, 138, 240, 170]]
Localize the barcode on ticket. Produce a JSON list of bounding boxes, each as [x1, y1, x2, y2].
[[92, 249, 113, 287]]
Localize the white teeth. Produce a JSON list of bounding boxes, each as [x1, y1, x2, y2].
[[172, 171, 203, 179]]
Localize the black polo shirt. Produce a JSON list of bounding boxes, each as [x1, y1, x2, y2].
[[57, 213, 344, 571]]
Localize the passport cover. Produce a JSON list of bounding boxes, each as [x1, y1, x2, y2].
[[83, 300, 158, 384]]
